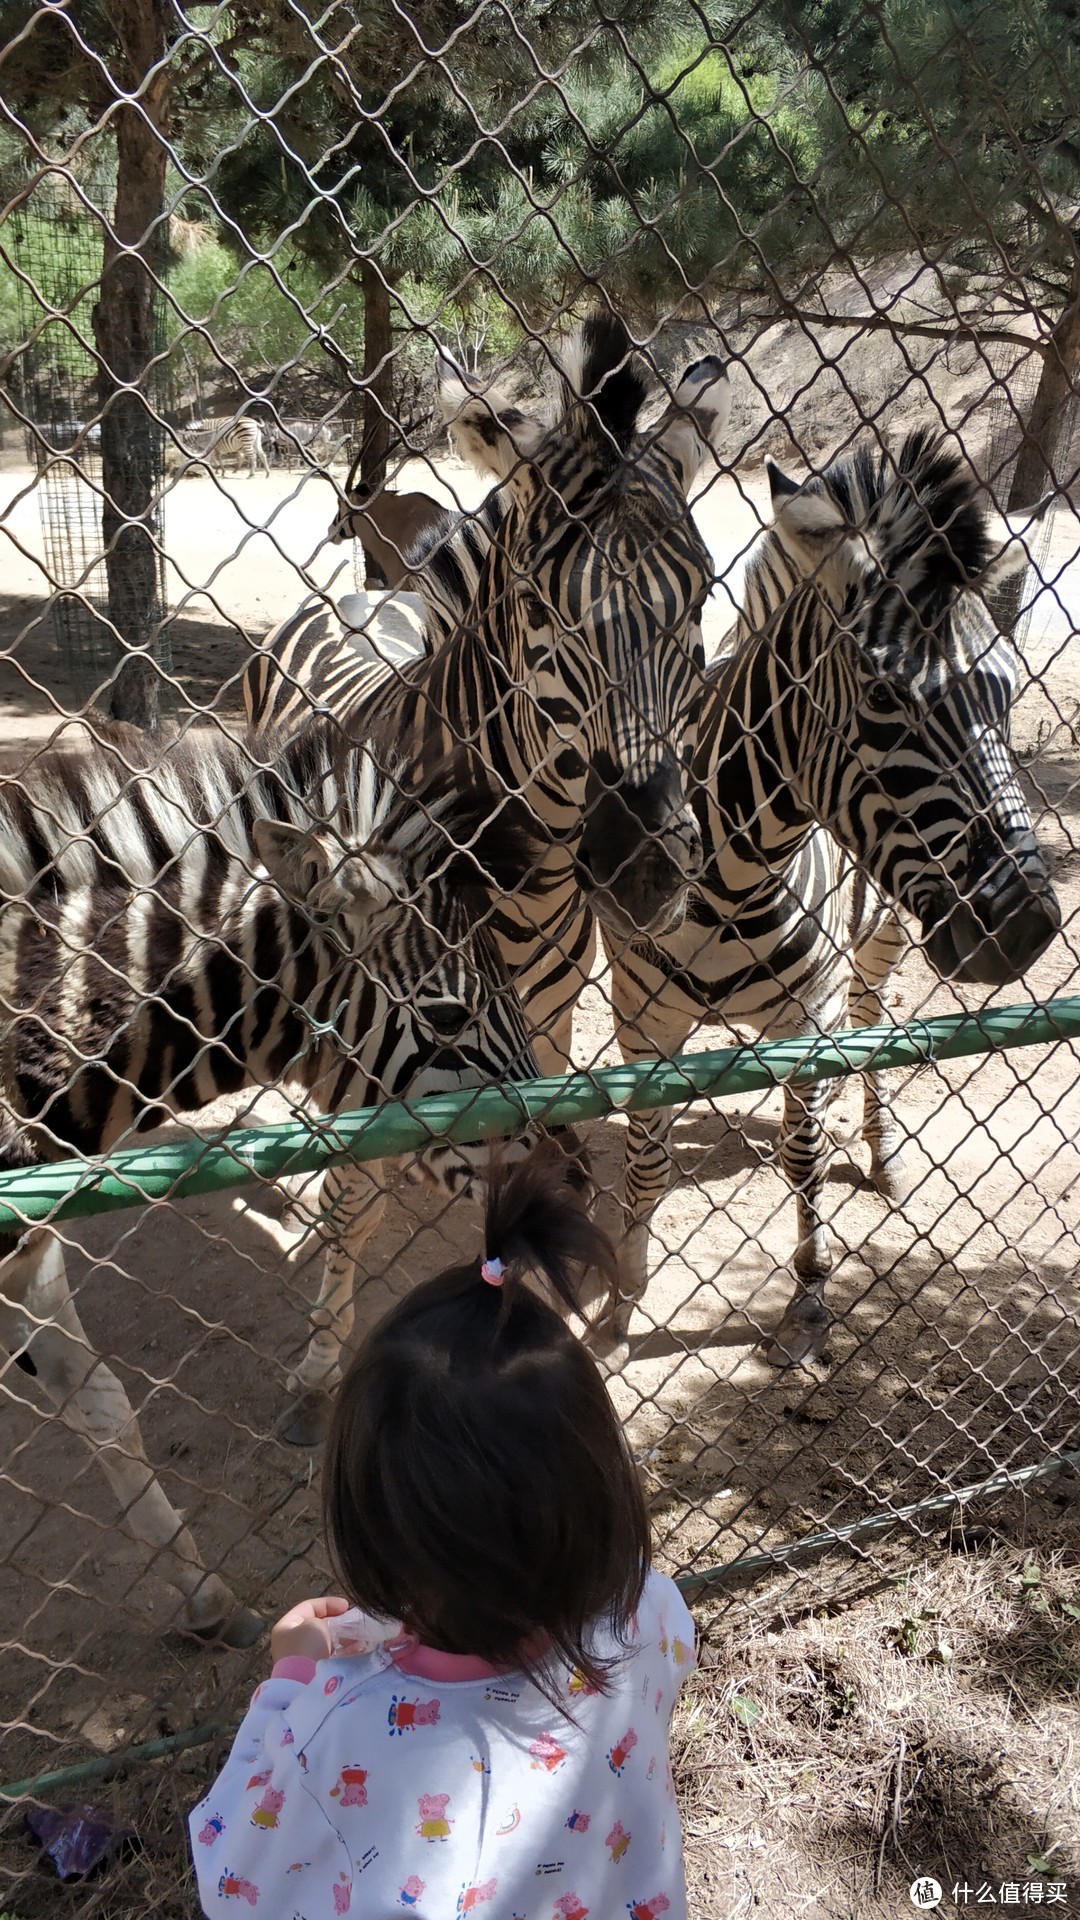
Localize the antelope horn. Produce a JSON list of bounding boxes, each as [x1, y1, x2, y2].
[[437, 345, 479, 393], [345, 414, 388, 500], [344, 434, 365, 498]]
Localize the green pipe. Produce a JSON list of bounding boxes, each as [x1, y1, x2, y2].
[[0, 1716, 229, 1805], [0, 998, 1078, 1230], [4, 1444, 1077, 1804], [674, 1446, 1080, 1594]]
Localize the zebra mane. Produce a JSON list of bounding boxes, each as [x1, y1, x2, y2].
[[559, 310, 650, 460], [403, 485, 509, 636], [278, 719, 540, 900], [0, 715, 537, 910], [826, 428, 993, 598]]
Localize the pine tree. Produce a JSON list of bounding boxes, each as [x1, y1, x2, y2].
[[775, 0, 1080, 510]]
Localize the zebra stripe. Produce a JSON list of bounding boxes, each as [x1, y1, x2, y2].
[[201, 418, 270, 476], [244, 487, 510, 734], [250, 427, 1060, 1369], [0, 717, 547, 1639]]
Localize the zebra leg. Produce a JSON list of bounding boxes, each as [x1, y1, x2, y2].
[[0, 1229, 261, 1645], [279, 1161, 386, 1448], [767, 1078, 834, 1368], [850, 912, 912, 1203], [603, 962, 692, 1348], [516, 902, 597, 1077], [607, 1103, 678, 1346]]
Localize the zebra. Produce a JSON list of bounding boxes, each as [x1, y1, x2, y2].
[[209, 417, 270, 476], [244, 312, 732, 1043], [245, 486, 509, 716], [0, 717, 552, 1641], [603, 428, 1060, 1361]]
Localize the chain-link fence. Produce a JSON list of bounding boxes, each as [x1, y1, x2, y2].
[[1, 1, 1079, 1913]]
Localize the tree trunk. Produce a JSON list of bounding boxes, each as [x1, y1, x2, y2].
[[1008, 249, 1080, 511], [992, 246, 1080, 634], [93, 0, 171, 731], [359, 259, 394, 491]]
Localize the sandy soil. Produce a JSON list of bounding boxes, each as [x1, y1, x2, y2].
[[0, 448, 1078, 1917]]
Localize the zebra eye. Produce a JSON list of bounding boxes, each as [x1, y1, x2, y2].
[[422, 997, 469, 1037], [865, 678, 897, 714]]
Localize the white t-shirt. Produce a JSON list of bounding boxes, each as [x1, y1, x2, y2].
[[189, 1567, 696, 1919]]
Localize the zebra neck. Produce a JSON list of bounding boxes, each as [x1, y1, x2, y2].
[[699, 639, 826, 873], [407, 617, 566, 821]]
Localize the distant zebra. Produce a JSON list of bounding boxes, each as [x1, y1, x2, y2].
[[0, 719, 549, 1640], [167, 417, 270, 477], [206, 417, 270, 476], [265, 419, 348, 470], [605, 430, 1059, 1359]]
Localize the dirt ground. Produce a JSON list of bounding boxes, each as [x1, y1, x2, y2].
[[0, 445, 1078, 1918]]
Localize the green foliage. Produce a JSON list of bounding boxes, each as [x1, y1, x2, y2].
[[2, 0, 1076, 389], [775, 0, 1080, 290], [163, 237, 363, 384]]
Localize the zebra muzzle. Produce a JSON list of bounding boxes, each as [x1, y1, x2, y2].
[[577, 753, 701, 937], [918, 831, 1061, 984]]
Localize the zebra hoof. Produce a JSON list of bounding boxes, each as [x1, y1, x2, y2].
[[189, 1605, 266, 1650], [869, 1151, 913, 1205], [277, 1389, 333, 1448], [765, 1297, 830, 1368]]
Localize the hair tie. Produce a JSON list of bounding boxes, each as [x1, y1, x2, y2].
[[480, 1256, 504, 1287]]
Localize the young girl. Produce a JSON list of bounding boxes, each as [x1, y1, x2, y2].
[[189, 1150, 697, 1920]]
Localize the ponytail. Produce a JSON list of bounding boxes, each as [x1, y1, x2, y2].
[[476, 1143, 618, 1323]]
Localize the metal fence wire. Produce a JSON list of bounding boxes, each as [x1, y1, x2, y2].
[[0, 0, 1079, 1913]]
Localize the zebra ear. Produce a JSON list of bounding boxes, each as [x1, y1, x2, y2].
[[440, 372, 547, 493], [253, 820, 332, 898], [978, 495, 1057, 589], [654, 356, 730, 490], [254, 819, 401, 923], [766, 463, 850, 559], [766, 459, 801, 502]]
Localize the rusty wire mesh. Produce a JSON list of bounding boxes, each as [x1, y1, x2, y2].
[[1, 0, 1079, 1913]]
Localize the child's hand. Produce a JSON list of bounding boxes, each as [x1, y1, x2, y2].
[[271, 1595, 351, 1666]]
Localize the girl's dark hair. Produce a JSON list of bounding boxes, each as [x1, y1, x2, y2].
[[324, 1146, 650, 1694]]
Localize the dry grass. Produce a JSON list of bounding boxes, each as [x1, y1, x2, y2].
[[1, 1762, 202, 1918], [676, 1504, 1080, 1918]]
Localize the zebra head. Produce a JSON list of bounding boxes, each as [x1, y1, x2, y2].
[[253, 747, 542, 1070], [761, 430, 1060, 984], [441, 314, 730, 940]]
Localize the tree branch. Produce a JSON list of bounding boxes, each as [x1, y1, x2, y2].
[[739, 300, 1051, 360]]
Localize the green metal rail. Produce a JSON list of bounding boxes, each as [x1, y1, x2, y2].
[[0, 998, 1077, 1230]]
